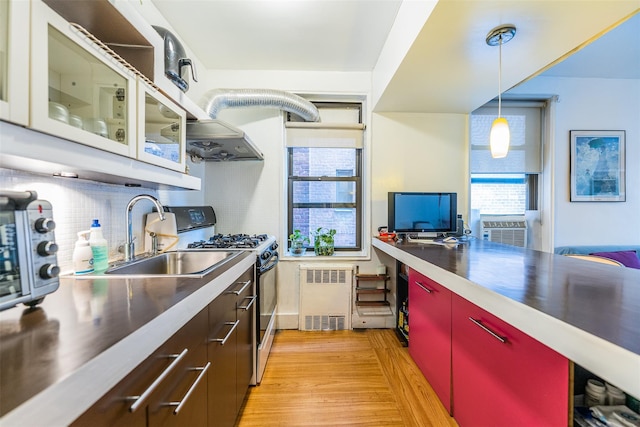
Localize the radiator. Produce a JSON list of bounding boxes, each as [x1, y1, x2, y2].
[[481, 215, 527, 248], [299, 265, 353, 331]]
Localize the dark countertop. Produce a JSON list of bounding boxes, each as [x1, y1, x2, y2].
[[372, 237, 640, 398], [0, 251, 255, 426]]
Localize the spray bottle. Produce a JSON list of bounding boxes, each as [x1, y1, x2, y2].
[[89, 219, 109, 274], [73, 231, 94, 275]]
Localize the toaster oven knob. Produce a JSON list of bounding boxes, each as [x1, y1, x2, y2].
[[37, 241, 59, 256], [35, 218, 56, 233], [39, 264, 60, 279]]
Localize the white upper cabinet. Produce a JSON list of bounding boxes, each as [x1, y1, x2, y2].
[[137, 80, 187, 172], [30, 0, 137, 157], [1, 0, 200, 190], [0, 0, 29, 125]]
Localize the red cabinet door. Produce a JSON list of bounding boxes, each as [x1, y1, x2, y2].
[[408, 269, 452, 413], [452, 294, 569, 427]]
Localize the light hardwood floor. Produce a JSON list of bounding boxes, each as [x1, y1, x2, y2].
[[236, 329, 458, 427]]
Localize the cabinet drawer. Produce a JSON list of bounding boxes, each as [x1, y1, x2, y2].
[[235, 269, 256, 409], [408, 269, 452, 413], [72, 308, 208, 427], [207, 282, 239, 427], [452, 294, 569, 427]]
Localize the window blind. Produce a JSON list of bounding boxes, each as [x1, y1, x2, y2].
[[471, 104, 543, 173], [285, 122, 365, 149]]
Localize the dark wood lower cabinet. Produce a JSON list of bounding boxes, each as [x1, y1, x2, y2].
[[208, 266, 255, 427], [208, 284, 238, 427], [72, 265, 256, 427], [236, 281, 255, 411], [71, 308, 209, 427]]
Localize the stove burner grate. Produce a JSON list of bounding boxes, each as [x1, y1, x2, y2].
[[187, 233, 268, 249]]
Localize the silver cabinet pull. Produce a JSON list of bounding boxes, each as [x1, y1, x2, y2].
[[415, 281, 432, 293], [469, 317, 508, 343], [210, 320, 239, 345], [127, 348, 188, 412], [238, 295, 256, 311], [230, 280, 252, 295], [164, 362, 210, 415]]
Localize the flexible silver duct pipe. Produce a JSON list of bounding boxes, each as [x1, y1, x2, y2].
[[200, 88, 320, 122]]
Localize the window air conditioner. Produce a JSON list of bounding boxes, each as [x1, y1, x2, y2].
[[481, 215, 527, 248]]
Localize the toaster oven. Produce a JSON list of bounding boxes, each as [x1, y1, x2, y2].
[[0, 191, 60, 311]]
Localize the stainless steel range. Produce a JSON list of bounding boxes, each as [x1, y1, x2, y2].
[[188, 233, 279, 385]]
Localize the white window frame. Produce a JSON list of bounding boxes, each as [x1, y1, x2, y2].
[[282, 98, 370, 259]]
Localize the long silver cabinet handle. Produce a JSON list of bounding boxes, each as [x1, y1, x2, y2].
[[415, 281, 432, 293], [238, 295, 257, 311], [127, 348, 188, 412], [230, 280, 252, 295], [165, 362, 211, 415], [469, 317, 508, 343], [210, 320, 240, 345]]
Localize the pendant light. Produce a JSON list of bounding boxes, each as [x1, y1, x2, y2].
[[486, 25, 516, 159]]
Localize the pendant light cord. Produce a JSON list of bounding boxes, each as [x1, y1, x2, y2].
[[498, 35, 502, 118]]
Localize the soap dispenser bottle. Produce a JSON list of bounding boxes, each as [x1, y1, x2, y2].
[[73, 231, 94, 275], [89, 219, 109, 274]]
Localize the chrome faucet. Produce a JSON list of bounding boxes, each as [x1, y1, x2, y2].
[[124, 194, 165, 262]]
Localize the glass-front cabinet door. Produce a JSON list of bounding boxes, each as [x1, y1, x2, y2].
[[137, 81, 186, 172], [0, 0, 29, 125], [29, 1, 136, 157]]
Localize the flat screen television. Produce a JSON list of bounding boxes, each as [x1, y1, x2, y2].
[[388, 192, 457, 236]]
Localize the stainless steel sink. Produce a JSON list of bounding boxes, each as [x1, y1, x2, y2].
[[105, 250, 242, 277]]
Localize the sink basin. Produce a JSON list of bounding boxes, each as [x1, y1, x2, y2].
[[105, 250, 242, 277]]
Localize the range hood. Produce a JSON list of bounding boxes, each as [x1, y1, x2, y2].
[[187, 89, 320, 162], [186, 120, 264, 162]]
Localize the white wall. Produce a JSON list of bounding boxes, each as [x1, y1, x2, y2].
[[202, 108, 283, 236], [0, 166, 204, 274], [371, 112, 470, 230], [511, 76, 640, 247]]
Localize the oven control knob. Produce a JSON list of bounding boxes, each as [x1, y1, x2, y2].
[[34, 218, 56, 233], [271, 242, 279, 250], [37, 241, 59, 256], [39, 264, 60, 279], [261, 251, 271, 260]]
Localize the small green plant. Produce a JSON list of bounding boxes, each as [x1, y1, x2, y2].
[[289, 229, 309, 255], [312, 227, 336, 256]]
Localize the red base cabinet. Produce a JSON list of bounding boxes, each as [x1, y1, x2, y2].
[[408, 269, 452, 413], [451, 294, 569, 427]]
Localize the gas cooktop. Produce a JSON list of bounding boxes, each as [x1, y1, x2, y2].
[[187, 233, 270, 249]]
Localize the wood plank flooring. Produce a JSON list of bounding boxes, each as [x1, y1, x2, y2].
[[236, 329, 458, 427]]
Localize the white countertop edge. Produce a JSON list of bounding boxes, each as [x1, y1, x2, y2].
[[373, 239, 640, 398], [1, 255, 256, 427]]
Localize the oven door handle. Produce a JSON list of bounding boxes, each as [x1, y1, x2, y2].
[[259, 253, 279, 274]]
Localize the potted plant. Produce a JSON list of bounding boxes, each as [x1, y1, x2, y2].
[[289, 229, 309, 256], [312, 227, 336, 256]]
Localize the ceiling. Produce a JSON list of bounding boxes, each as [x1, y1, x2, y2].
[[149, 0, 403, 71], [149, 0, 639, 114], [539, 12, 640, 80]]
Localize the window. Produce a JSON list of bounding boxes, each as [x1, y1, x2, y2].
[[286, 103, 364, 252], [470, 101, 545, 216], [470, 173, 538, 215]]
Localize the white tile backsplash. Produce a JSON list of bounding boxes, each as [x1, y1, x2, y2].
[[1, 168, 189, 274]]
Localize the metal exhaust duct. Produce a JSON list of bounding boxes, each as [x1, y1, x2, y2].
[[200, 88, 320, 122], [187, 89, 319, 162]]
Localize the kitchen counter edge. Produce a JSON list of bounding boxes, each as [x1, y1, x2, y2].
[[0, 252, 256, 427], [372, 238, 640, 399]]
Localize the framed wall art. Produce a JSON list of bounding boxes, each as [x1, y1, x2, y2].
[[570, 130, 625, 202]]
